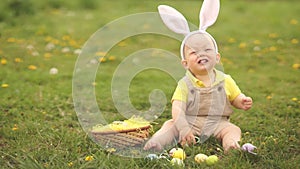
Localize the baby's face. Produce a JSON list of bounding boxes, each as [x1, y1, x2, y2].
[[182, 33, 220, 75]]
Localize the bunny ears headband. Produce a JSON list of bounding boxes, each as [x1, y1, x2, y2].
[[158, 0, 220, 60]]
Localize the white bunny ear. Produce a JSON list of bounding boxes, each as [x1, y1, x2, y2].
[[158, 5, 190, 36], [199, 0, 220, 31]]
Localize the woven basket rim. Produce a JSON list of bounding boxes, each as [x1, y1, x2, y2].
[[90, 125, 151, 135]]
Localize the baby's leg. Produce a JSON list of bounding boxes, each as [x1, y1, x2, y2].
[[215, 124, 241, 153], [144, 119, 178, 151]]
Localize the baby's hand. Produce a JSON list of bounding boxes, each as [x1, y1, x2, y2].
[[241, 96, 252, 110], [180, 130, 196, 146]]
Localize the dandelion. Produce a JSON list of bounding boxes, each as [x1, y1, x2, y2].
[[69, 40, 78, 48], [266, 95, 272, 100], [269, 46, 277, 52], [92, 82, 97, 86], [14, 58, 22, 63], [253, 40, 261, 45], [7, 37, 16, 43], [239, 42, 247, 49], [118, 41, 127, 47], [247, 69, 255, 73], [51, 39, 60, 45], [12, 124, 18, 131], [68, 162, 73, 167], [1, 58, 7, 65], [44, 53, 52, 58], [62, 35, 71, 41], [85, 155, 94, 161], [96, 51, 107, 57], [292, 63, 300, 69], [99, 57, 106, 63], [268, 33, 278, 39], [291, 97, 298, 101], [228, 38, 236, 43], [108, 56, 116, 61], [28, 65, 37, 70], [290, 19, 298, 25], [106, 148, 116, 153], [45, 36, 53, 42], [1, 84, 9, 88], [291, 38, 299, 44]]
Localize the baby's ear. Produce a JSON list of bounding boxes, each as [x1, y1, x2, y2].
[[181, 60, 188, 69], [216, 53, 221, 63]]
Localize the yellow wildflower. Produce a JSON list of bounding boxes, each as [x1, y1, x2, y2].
[[253, 40, 261, 45], [12, 124, 18, 131], [228, 38, 236, 43], [69, 40, 78, 47], [290, 19, 298, 25], [68, 162, 73, 167], [268, 33, 278, 39], [291, 39, 299, 44], [85, 155, 94, 161], [96, 51, 107, 57], [291, 97, 298, 101], [239, 42, 247, 49], [106, 148, 116, 153], [1, 58, 7, 65], [266, 95, 272, 100], [1, 84, 9, 88], [14, 58, 23, 63], [269, 46, 277, 52], [118, 41, 127, 47], [292, 63, 300, 69], [7, 37, 16, 43], [28, 65, 37, 70], [99, 57, 106, 63], [45, 36, 53, 42], [44, 53, 52, 58], [62, 35, 71, 41], [108, 56, 116, 61]]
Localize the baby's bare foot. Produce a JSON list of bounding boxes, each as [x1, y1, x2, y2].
[[144, 141, 162, 151]]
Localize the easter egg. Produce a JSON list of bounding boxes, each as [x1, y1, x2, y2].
[[145, 154, 158, 160], [195, 153, 208, 163], [170, 148, 186, 160], [205, 155, 218, 166], [170, 158, 184, 166]]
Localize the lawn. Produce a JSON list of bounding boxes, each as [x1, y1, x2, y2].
[[0, 0, 299, 168]]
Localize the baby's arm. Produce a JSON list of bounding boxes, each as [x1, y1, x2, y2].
[[172, 100, 196, 145], [231, 93, 253, 110]]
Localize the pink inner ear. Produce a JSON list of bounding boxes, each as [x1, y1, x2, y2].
[[158, 5, 190, 35], [199, 0, 220, 31]]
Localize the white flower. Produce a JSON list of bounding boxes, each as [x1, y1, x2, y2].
[[49, 67, 58, 75]]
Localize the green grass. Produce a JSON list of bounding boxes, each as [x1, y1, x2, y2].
[[0, 0, 299, 168]]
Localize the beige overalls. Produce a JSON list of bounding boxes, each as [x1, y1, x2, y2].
[[147, 75, 240, 148]]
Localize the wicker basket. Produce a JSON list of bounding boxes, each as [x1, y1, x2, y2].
[[91, 125, 152, 148]]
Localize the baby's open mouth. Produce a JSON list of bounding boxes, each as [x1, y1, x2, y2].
[[198, 59, 208, 64]]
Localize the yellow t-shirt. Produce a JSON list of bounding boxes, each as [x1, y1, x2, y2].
[[172, 70, 241, 103]]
